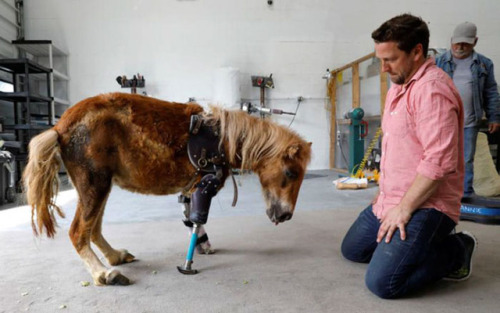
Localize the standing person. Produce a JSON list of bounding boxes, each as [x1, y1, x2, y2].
[[435, 22, 500, 198], [341, 14, 477, 299]]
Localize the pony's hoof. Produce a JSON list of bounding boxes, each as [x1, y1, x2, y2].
[[196, 242, 215, 255], [108, 249, 136, 265], [106, 269, 131, 286], [123, 251, 136, 263]]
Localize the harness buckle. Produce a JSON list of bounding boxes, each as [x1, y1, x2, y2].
[[198, 148, 208, 168], [178, 194, 191, 204]]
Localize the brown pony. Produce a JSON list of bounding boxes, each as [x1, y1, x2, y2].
[[23, 93, 311, 286]]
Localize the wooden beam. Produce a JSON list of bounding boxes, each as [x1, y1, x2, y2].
[[379, 68, 388, 117], [330, 52, 375, 74], [328, 51, 380, 170], [352, 63, 360, 108], [329, 72, 338, 169]]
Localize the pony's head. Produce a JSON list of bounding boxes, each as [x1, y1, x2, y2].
[[209, 107, 312, 224], [256, 141, 312, 224]]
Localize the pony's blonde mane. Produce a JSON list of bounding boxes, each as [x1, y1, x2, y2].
[[207, 106, 308, 170]]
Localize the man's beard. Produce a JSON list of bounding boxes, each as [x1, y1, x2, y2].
[[390, 71, 407, 85], [453, 49, 471, 58]]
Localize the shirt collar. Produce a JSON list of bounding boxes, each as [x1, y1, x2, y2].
[[393, 57, 435, 94]]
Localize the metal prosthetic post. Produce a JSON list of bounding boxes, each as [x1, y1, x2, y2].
[[177, 223, 201, 274], [177, 173, 220, 275]]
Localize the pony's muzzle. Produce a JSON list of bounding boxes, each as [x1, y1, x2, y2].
[[278, 211, 293, 222], [266, 203, 293, 224]]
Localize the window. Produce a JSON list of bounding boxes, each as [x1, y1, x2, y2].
[[0, 81, 13, 92]]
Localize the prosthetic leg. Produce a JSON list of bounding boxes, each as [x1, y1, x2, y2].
[[177, 173, 221, 274], [181, 203, 213, 255]]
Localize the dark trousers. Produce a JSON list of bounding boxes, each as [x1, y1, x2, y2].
[[341, 205, 465, 299], [464, 126, 480, 196]]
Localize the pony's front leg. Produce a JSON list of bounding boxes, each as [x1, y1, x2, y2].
[[182, 201, 215, 254]]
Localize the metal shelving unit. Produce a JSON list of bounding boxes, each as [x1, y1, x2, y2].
[[0, 57, 52, 184], [13, 40, 70, 122]]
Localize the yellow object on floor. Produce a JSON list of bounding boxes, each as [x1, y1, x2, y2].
[[366, 169, 380, 183], [352, 127, 382, 178]]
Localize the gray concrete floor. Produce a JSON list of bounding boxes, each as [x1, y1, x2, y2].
[[0, 170, 499, 313]]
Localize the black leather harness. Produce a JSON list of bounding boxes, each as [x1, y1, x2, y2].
[[187, 114, 227, 173], [184, 114, 238, 206]]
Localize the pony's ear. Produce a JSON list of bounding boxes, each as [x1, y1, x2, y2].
[[286, 145, 300, 159], [307, 142, 312, 147]]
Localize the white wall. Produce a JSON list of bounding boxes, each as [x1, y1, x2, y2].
[[23, 0, 500, 169]]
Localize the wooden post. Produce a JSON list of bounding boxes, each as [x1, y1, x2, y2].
[[379, 69, 388, 117], [328, 52, 380, 171], [352, 63, 360, 108], [329, 72, 338, 169]]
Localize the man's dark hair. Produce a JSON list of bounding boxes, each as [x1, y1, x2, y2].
[[371, 13, 430, 57]]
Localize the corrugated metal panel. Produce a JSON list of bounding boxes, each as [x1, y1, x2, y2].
[[0, 0, 20, 59], [0, 1, 20, 121]]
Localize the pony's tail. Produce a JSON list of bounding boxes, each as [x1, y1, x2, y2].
[[22, 129, 65, 238]]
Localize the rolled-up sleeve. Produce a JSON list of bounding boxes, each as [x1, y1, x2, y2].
[[413, 81, 461, 180]]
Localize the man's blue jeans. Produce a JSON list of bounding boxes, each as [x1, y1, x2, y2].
[[341, 205, 464, 299], [464, 126, 480, 196]]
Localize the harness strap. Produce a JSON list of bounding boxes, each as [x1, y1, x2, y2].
[[181, 170, 201, 195], [191, 115, 203, 135], [181, 220, 209, 245], [230, 170, 238, 207], [196, 233, 209, 245]]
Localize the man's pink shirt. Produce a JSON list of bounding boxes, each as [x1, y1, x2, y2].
[[373, 58, 464, 223]]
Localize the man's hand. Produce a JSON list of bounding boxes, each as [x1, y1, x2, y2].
[[377, 205, 412, 243], [489, 123, 500, 134], [376, 174, 440, 244]]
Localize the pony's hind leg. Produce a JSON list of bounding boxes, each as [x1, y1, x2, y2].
[[91, 200, 136, 266], [69, 170, 130, 286]]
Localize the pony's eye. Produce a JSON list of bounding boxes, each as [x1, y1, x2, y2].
[[285, 169, 298, 179]]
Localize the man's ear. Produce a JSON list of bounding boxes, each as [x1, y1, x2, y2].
[[413, 43, 424, 61]]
